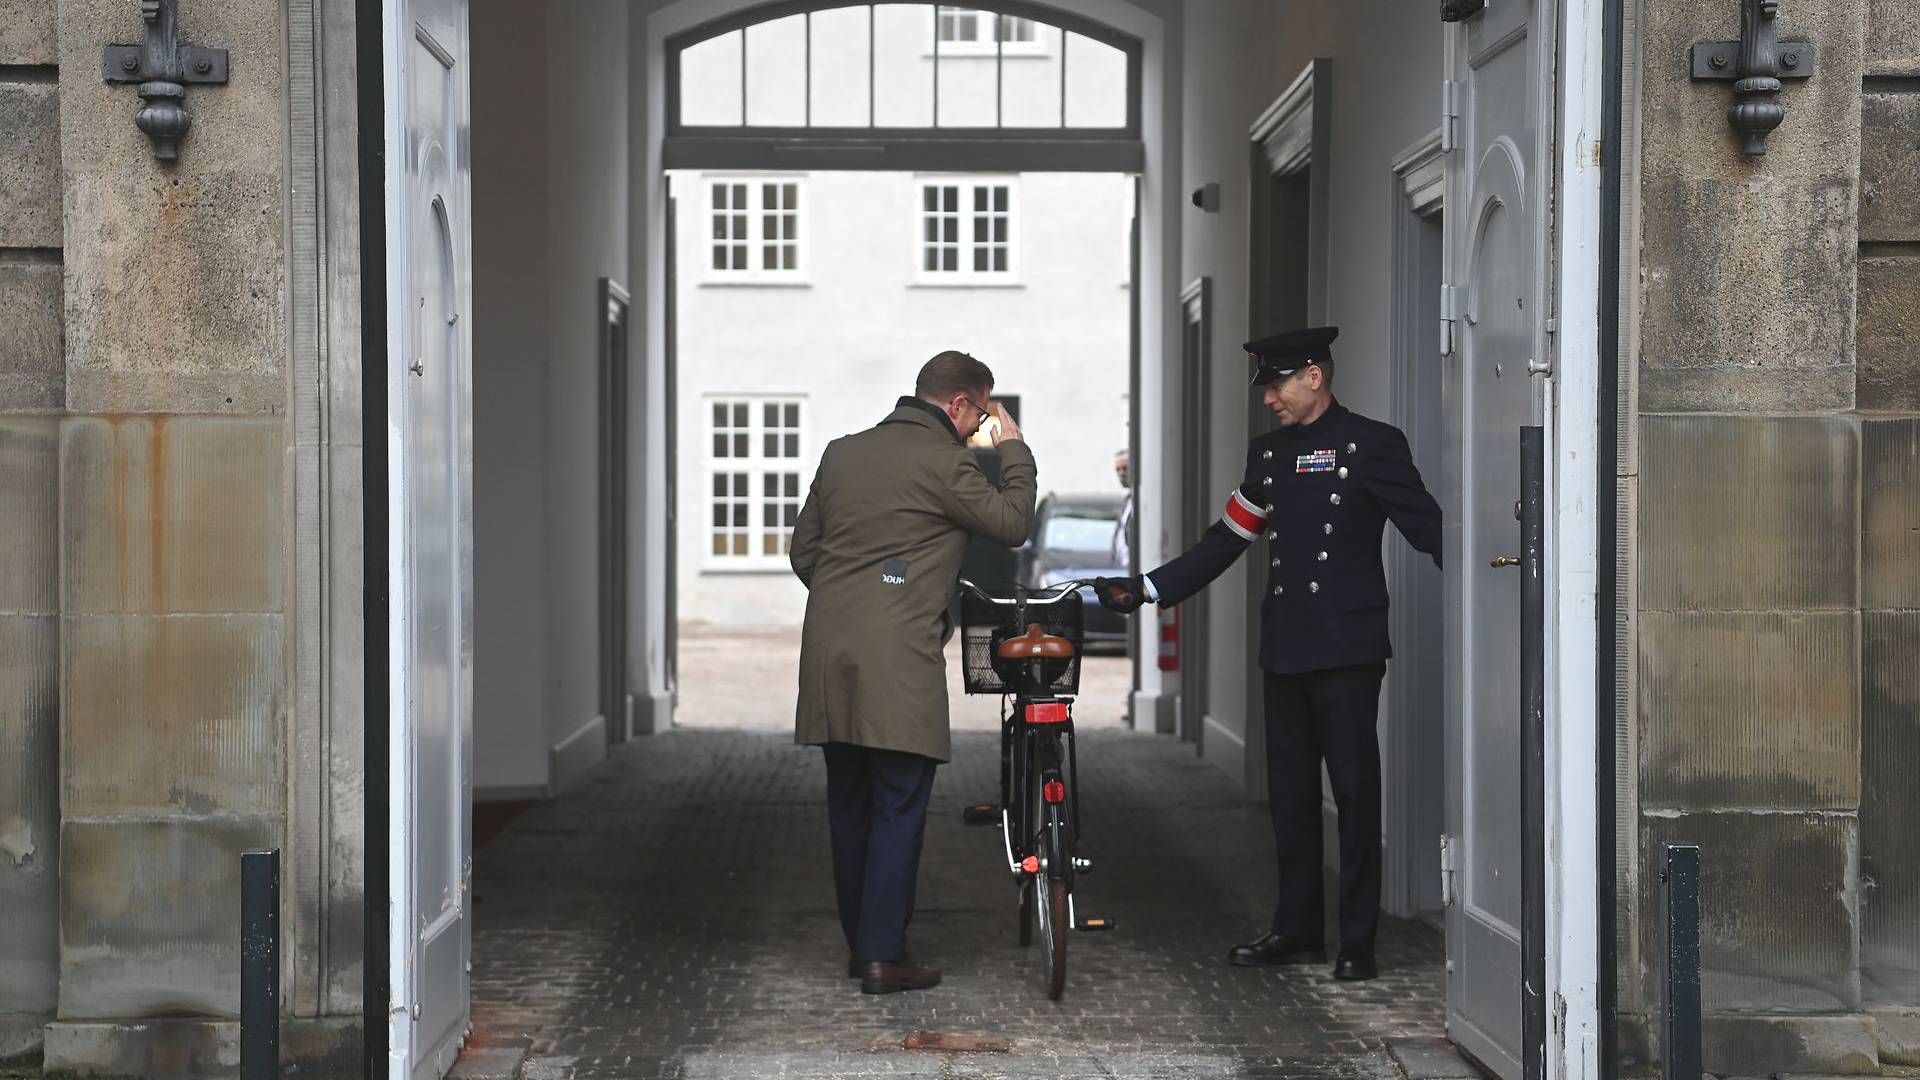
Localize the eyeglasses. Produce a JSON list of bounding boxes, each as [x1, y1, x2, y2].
[[959, 396, 993, 426]]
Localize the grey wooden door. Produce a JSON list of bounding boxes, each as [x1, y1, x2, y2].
[[389, 0, 474, 1074], [1443, 0, 1543, 1074]]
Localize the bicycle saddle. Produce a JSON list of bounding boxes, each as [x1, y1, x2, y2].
[[996, 623, 1076, 660]]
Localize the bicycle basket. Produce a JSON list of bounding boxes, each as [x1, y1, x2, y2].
[[958, 586, 1085, 696]]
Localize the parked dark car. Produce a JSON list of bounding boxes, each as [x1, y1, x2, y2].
[[1016, 493, 1130, 652]]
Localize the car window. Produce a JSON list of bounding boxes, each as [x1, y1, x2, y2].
[[1041, 512, 1118, 553]]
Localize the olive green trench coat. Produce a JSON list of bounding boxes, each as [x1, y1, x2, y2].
[[790, 398, 1038, 763]]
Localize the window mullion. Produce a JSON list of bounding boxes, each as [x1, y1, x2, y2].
[[995, 14, 1004, 129], [1059, 25, 1068, 128]]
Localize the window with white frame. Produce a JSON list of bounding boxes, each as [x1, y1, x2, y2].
[[935, 7, 1041, 53], [708, 397, 805, 563], [919, 179, 1015, 280], [707, 178, 804, 280]]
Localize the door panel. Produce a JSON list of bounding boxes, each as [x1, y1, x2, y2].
[[1445, 1, 1539, 1076], [391, 1, 473, 1076], [1179, 283, 1211, 743]]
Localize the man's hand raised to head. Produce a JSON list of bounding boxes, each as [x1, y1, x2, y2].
[[1093, 576, 1146, 613], [989, 402, 1024, 447]]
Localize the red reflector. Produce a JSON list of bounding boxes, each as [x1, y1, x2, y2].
[[1044, 780, 1066, 804], [1025, 702, 1069, 725], [1021, 855, 1040, 874]]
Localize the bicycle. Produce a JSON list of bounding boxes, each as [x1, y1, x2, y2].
[[955, 578, 1114, 1000]]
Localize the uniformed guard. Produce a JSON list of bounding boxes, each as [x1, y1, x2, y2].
[[1095, 326, 1441, 982]]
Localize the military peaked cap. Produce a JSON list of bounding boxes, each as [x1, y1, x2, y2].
[[1244, 326, 1339, 385]]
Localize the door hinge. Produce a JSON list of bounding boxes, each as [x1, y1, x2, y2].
[[1441, 80, 1462, 153], [1440, 834, 1457, 907], [1439, 285, 1461, 357]]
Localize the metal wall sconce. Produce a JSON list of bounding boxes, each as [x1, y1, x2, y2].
[[102, 0, 229, 162], [1689, 0, 1815, 156], [1190, 183, 1220, 213]]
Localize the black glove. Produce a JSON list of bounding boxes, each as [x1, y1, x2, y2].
[[1093, 576, 1146, 614]]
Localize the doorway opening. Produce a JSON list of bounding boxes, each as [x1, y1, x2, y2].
[[438, 3, 1157, 1076]]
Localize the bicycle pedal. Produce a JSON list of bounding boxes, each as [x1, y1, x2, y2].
[[962, 803, 999, 825], [1076, 916, 1117, 932]]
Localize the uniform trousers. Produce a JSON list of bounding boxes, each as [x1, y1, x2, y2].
[[822, 742, 938, 963], [1263, 661, 1387, 951]]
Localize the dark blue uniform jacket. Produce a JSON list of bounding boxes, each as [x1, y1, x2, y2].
[[1146, 401, 1442, 676]]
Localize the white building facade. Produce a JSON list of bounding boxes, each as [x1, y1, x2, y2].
[[670, 9, 1136, 626]]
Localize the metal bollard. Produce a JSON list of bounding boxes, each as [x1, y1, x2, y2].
[[1661, 844, 1702, 1080], [241, 849, 280, 1080]]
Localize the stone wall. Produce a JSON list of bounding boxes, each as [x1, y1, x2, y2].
[[0, 0, 64, 1063], [0, 0, 306, 1072], [1857, 0, 1920, 1039], [1630, 0, 1920, 1071]]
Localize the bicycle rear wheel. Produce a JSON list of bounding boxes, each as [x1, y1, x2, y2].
[[1018, 878, 1034, 946], [1041, 878, 1069, 999], [1037, 802, 1070, 999]]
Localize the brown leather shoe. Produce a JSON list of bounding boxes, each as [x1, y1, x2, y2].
[[859, 959, 941, 995]]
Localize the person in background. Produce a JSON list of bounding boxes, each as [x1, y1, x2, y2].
[[1111, 447, 1133, 567]]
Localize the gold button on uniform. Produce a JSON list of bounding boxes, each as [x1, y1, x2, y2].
[[1273, 585, 1284, 596], [1337, 467, 1349, 479], [1309, 581, 1320, 593], [1317, 551, 1328, 561], [1262, 450, 1273, 460], [1323, 523, 1333, 535], [1329, 493, 1341, 506], [1346, 442, 1357, 453]]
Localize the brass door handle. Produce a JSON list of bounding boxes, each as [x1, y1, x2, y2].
[[1489, 555, 1521, 568]]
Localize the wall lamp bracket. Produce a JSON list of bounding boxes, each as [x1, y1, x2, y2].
[[102, 0, 230, 162], [1688, 0, 1815, 157]]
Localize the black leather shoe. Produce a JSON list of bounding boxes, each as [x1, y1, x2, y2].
[[850, 951, 914, 978], [1227, 931, 1328, 967], [860, 959, 942, 994], [1332, 950, 1378, 981]]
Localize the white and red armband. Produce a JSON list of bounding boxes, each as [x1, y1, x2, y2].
[[1220, 488, 1268, 542]]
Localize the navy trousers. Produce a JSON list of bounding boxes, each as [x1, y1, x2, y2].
[[1263, 662, 1387, 951], [822, 742, 938, 963]]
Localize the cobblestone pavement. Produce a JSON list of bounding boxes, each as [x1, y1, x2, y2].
[[461, 716, 1447, 1079]]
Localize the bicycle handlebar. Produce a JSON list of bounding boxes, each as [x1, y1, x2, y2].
[[956, 578, 1093, 604]]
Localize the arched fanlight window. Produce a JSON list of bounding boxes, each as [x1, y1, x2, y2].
[[666, 2, 1142, 171]]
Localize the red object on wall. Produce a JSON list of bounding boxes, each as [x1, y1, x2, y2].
[[1158, 606, 1179, 672]]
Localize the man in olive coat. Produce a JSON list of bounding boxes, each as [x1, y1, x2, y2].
[[791, 351, 1036, 995]]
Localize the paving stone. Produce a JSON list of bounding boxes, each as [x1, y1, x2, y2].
[[1385, 1037, 1481, 1079], [462, 727, 1447, 1080]]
